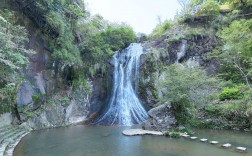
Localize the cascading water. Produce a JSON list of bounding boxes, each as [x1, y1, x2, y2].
[[94, 43, 148, 126], [177, 39, 187, 63]]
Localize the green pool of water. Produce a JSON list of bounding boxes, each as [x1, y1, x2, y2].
[[14, 125, 252, 156]]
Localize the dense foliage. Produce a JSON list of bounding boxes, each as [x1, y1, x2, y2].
[[0, 0, 136, 115], [151, 0, 252, 130], [31, 0, 87, 67], [0, 10, 34, 114], [217, 19, 252, 86], [80, 24, 136, 75], [158, 64, 219, 124], [17, 0, 136, 75]]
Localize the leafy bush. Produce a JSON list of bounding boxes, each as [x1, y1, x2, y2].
[[219, 86, 244, 100], [99, 25, 136, 51], [188, 118, 220, 129], [0, 83, 16, 114], [150, 20, 172, 39], [203, 101, 252, 130], [220, 0, 252, 8], [46, 11, 65, 34], [80, 24, 136, 76], [196, 0, 220, 16], [169, 131, 181, 138], [51, 30, 82, 67], [178, 126, 194, 135], [164, 131, 181, 138]]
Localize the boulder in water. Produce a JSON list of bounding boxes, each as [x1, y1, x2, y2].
[[142, 102, 176, 131]]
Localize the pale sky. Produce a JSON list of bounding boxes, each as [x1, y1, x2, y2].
[[85, 0, 181, 34]]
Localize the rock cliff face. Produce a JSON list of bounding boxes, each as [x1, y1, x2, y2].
[[8, 14, 94, 129], [139, 27, 218, 130], [6, 10, 112, 129], [139, 30, 217, 107], [26, 89, 91, 130]]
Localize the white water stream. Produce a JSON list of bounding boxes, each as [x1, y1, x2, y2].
[[95, 43, 148, 126]]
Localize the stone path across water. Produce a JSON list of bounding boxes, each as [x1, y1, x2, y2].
[[123, 129, 248, 154], [180, 133, 247, 153]]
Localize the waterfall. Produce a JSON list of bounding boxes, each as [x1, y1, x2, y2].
[[177, 40, 187, 63], [94, 43, 148, 126]]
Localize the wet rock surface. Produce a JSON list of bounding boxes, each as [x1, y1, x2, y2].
[[143, 102, 176, 131], [0, 113, 13, 127], [16, 82, 34, 106], [26, 88, 91, 130]]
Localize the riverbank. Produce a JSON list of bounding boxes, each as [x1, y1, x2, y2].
[[0, 125, 30, 156]]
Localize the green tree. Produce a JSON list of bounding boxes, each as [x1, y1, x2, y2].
[[159, 64, 219, 106], [217, 19, 252, 87], [158, 64, 219, 124], [99, 25, 136, 51], [79, 24, 136, 76]]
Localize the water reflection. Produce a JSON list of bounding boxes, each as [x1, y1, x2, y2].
[[14, 125, 251, 156]]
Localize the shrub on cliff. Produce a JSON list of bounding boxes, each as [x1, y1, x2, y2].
[[196, 0, 220, 16], [150, 20, 172, 39], [219, 86, 244, 101]]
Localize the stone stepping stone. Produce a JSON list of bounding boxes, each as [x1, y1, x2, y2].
[[122, 129, 163, 136], [235, 147, 247, 152], [181, 134, 190, 137], [210, 141, 219, 145], [222, 143, 231, 148], [190, 136, 198, 140], [200, 138, 208, 142]]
